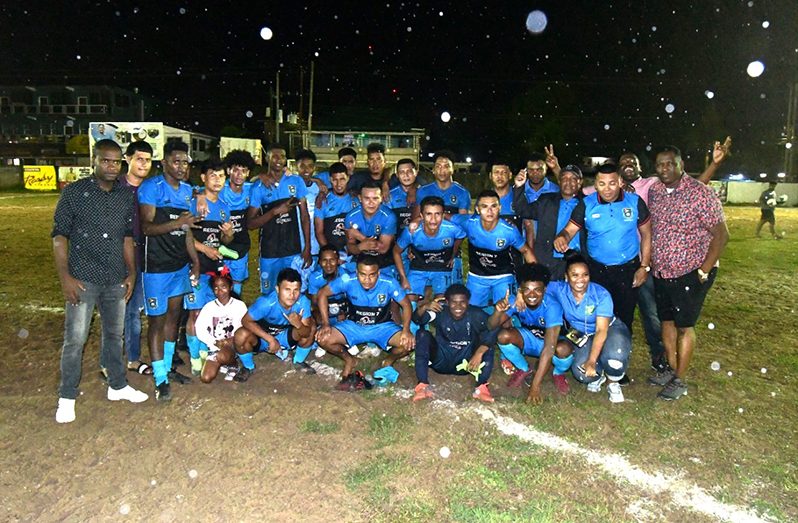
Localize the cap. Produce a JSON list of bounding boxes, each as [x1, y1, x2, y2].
[[561, 164, 583, 178]]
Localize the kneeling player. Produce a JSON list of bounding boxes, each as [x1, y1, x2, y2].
[[315, 254, 414, 391], [489, 263, 559, 388], [194, 270, 252, 383], [412, 284, 498, 403], [235, 268, 317, 376]]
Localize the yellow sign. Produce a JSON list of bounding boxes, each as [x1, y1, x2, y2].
[[23, 166, 57, 191]]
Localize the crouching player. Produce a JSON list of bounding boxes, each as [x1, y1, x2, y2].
[[194, 269, 251, 383], [412, 284, 498, 403], [235, 268, 317, 377], [526, 254, 631, 404], [488, 263, 559, 389], [315, 254, 414, 391]]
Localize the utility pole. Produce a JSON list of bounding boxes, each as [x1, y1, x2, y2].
[[784, 81, 797, 181], [308, 60, 315, 142], [275, 71, 281, 143]]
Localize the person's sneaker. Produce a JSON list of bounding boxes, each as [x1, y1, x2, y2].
[[352, 370, 373, 391], [647, 366, 675, 387], [155, 382, 172, 402], [107, 385, 149, 403], [168, 369, 192, 385], [56, 398, 76, 423], [500, 358, 515, 376], [293, 362, 317, 375], [472, 383, 495, 403], [234, 367, 254, 382], [412, 382, 434, 402], [552, 374, 570, 395], [586, 374, 607, 393], [618, 374, 631, 386], [607, 382, 624, 403], [507, 369, 533, 388], [658, 377, 688, 401]]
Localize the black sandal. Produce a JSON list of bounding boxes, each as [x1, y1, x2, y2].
[[127, 361, 153, 375]]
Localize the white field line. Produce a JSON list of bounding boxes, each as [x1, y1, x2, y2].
[[23, 304, 64, 314], [310, 359, 775, 523]]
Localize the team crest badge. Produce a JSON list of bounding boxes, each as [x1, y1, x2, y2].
[[246, 197, 250, 206], [586, 305, 595, 314], [220, 211, 227, 221], [289, 185, 297, 196], [496, 238, 506, 248], [443, 238, 451, 246], [623, 208, 632, 218], [375, 225, 382, 235], [378, 294, 387, 304], [450, 195, 457, 204], [147, 297, 158, 310], [187, 293, 195, 304]]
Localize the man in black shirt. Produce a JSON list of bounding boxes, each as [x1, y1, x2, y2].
[[52, 139, 149, 423], [412, 284, 498, 403]]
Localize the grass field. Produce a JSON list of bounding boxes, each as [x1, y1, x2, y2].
[[0, 192, 795, 522]]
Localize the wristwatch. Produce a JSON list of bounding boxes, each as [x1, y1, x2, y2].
[[697, 268, 709, 282], [640, 265, 650, 272]]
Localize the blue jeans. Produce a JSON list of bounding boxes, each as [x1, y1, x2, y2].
[[60, 281, 128, 399], [124, 271, 144, 362], [637, 275, 664, 364], [571, 321, 632, 383]]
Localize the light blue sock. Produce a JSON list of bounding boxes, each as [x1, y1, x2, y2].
[[187, 335, 200, 359], [163, 340, 176, 370], [293, 347, 311, 364], [152, 359, 169, 385], [233, 283, 243, 296], [498, 343, 529, 372], [239, 352, 255, 370], [552, 354, 574, 376]]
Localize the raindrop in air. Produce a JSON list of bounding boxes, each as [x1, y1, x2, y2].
[[260, 27, 274, 40], [245, 111, 253, 118], [705, 90, 715, 99], [710, 361, 721, 371], [746, 60, 765, 78], [440, 111, 451, 123], [525, 10, 548, 34], [665, 103, 675, 114]]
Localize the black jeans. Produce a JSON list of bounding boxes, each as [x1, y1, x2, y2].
[[588, 258, 639, 334]]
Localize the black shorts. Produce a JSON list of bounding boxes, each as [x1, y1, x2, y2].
[[653, 268, 716, 328], [760, 208, 775, 224]]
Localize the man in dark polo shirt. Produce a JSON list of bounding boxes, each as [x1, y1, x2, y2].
[[52, 139, 149, 423]]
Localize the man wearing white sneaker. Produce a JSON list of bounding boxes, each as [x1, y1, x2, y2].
[[52, 139, 149, 423]]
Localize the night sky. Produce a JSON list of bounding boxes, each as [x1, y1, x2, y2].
[[2, 1, 797, 175]]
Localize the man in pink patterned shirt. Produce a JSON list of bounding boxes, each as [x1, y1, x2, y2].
[[647, 145, 728, 401]]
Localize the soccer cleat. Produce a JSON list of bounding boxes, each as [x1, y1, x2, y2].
[[412, 383, 434, 402], [617, 374, 631, 386], [107, 385, 149, 403], [647, 366, 675, 387], [586, 374, 607, 393], [500, 358, 515, 376], [507, 369, 533, 388], [293, 362, 317, 375], [168, 369, 192, 385], [552, 374, 570, 395], [336, 373, 358, 392], [658, 377, 688, 401], [472, 383, 495, 403], [233, 367, 253, 382], [607, 382, 624, 403], [56, 398, 76, 424], [352, 370, 373, 391], [155, 382, 172, 402]]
